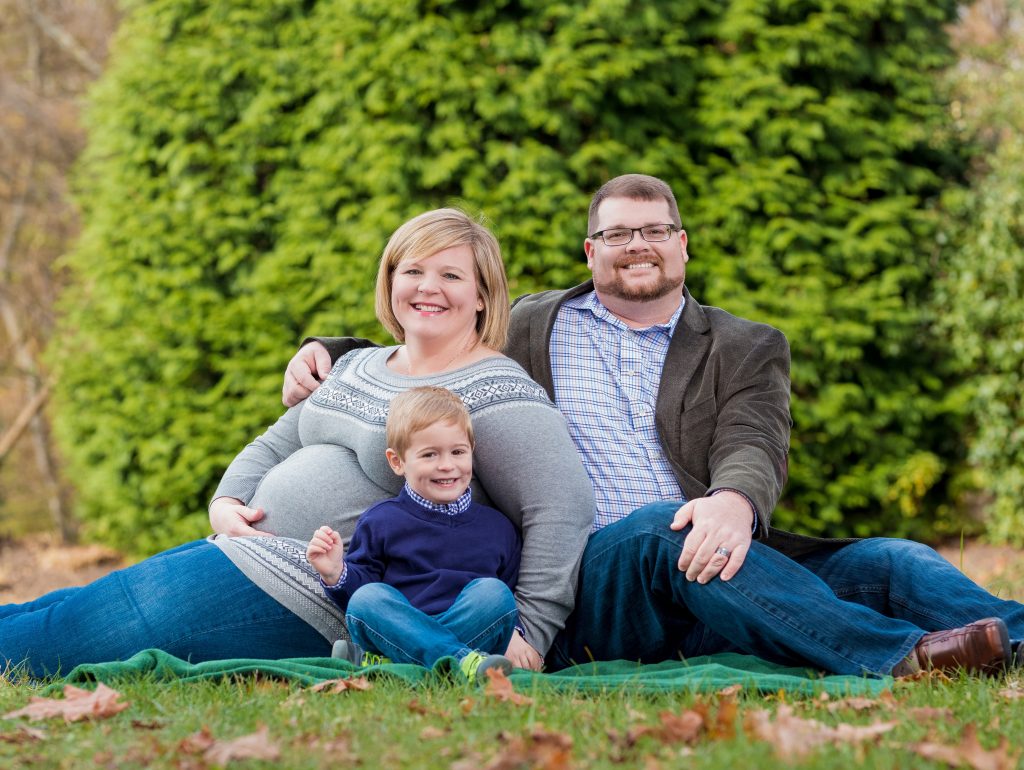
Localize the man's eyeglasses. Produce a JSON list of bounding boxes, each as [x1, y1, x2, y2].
[[588, 224, 679, 247]]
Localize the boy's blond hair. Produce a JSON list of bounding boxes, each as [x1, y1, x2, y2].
[[386, 386, 475, 457]]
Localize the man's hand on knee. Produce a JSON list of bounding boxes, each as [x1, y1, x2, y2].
[[670, 492, 754, 583], [282, 341, 332, 406]]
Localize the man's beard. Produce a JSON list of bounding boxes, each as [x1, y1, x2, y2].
[[594, 263, 685, 302]]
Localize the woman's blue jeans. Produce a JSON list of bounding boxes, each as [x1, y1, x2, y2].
[[345, 578, 517, 666], [548, 502, 1024, 676], [0, 539, 330, 677]]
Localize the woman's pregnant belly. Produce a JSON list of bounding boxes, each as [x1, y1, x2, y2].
[[249, 444, 394, 541]]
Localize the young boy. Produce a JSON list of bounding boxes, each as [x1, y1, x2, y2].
[[306, 386, 522, 682]]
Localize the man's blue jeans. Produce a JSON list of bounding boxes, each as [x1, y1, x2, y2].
[[0, 540, 330, 677], [548, 502, 1024, 676], [345, 578, 517, 666]]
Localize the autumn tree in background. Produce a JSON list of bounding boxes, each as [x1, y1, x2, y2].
[[934, 0, 1024, 544], [0, 0, 118, 541], [48, 0, 974, 555]]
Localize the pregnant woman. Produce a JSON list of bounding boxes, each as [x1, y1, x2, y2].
[[1, 208, 594, 677]]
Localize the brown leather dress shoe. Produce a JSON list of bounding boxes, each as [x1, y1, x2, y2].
[[897, 618, 1010, 676]]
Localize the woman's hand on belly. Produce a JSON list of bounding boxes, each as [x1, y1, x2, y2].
[[209, 496, 275, 537]]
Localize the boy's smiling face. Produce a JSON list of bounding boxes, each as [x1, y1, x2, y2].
[[385, 420, 473, 504]]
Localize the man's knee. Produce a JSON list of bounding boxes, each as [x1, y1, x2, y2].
[[608, 501, 686, 536]]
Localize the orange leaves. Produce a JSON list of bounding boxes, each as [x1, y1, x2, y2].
[[308, 675, 372, 694], [745, 704, 898, 760], [178, 725, 282, 765], [909, 724, 1020, 770], [483, 667, 534, 706], [2, 683, 129, 723], [452, 727, 574, 770]]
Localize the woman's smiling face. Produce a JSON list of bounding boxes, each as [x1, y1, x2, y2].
[[390, 245, 483, 344]]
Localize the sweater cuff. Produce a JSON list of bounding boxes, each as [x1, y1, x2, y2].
[[318, 563, 348, 591]]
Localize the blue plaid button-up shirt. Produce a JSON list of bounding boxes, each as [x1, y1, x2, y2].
[[550, 291, 686, 531]]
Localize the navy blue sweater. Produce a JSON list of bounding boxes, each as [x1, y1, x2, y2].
[[324, 487, 521, 616]]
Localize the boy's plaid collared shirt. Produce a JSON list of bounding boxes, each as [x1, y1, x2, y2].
[[550, 291, 686, 531]]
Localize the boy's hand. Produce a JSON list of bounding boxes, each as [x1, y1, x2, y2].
[[307, 525, 345, 585]]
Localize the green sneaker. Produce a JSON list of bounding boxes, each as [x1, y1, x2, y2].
[[459, 651, 513, 683], [360, 651, 391, 667], [332, 640, 390, 667]]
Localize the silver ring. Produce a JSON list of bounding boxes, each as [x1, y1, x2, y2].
[[714, 546, 731, 558]]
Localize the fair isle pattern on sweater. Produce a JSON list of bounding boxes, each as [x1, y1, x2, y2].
[[310, 348, 551, 424]]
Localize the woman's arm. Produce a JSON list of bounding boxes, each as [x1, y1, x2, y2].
[[208, 402, 306, 533], [471, 394, 595, 658]]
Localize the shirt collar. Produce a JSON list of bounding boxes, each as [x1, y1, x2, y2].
[[403, 481, 472, 516], [568, 290, 685, 335]]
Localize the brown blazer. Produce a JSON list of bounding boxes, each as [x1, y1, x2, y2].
[[505, 281, 848, 558]]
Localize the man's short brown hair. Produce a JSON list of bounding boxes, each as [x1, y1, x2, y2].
[[587, 174, 682, 235], [386, 386, 474, 458]]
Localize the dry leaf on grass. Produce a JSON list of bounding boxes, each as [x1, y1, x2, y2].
[[618, 710, 704, 748], [998, 684, 1024, 701], [908, 724, 1020, 770], [309, 676, 372, 693], [178, 726, 216, 754], [203, 725, 280, 765], [745, 704, 897, 760], [0, 725, 47, 744], [476, 728, 572, 770], [407, 698, 450, 718], [483, 668, 534, 706], [420, 725, 448, 740], [2, 683, 129, 723]]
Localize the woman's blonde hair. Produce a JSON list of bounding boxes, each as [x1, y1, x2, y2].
[[374, 208, 509, 350]]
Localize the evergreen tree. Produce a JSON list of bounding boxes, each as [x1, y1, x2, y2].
[[54, 0, 965, 553]]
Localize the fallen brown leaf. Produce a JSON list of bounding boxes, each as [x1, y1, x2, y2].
[[130, 718, 164, 730], [907, 706, 954, 720], [896, 668, 953, 683], [178, 726, 216, 754], [459, 696, 476, 715], [482, 728, 573, 770], [2, 683, 129, 723], [407, 698, 450, 718], [0, 725, 47, 744], [483, 668, 534, 706], [656, 710, 705, 744], [908, 724, 1020, 770], [998, 685, 1024, 701], [622, 709, 705, 747], [204, 725, 280, 765], [309, 676, 372, 693], [745, 704, 898, 760], [420, 725, 448, 740], [826, 696, 884, 713]]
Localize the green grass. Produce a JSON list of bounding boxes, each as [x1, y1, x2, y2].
[[2, 671, 1023, 768]]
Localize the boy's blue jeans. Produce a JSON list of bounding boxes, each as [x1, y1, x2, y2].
[[548, 502, 1024, 676], [345, 578, 517, 666]]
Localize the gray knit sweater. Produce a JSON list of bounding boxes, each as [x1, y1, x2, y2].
[[210, 346, 595, 654]]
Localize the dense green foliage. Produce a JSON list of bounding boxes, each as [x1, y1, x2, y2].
[[54, 0, 967, 553], [933, 3, 1024, 545]]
